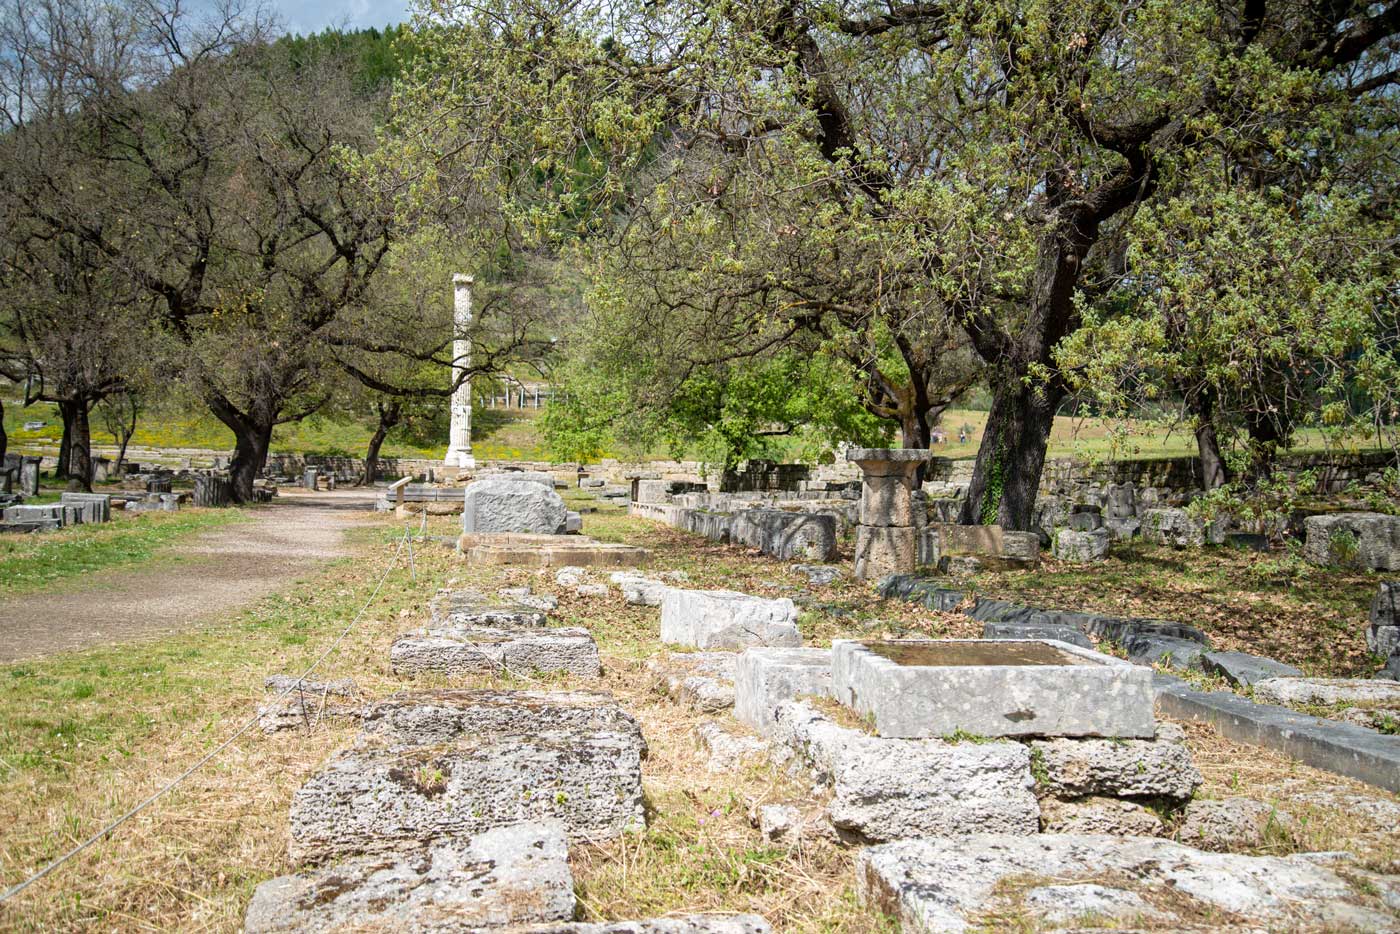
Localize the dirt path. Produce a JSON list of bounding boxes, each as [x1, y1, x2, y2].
[[0, 489, 382, 663]]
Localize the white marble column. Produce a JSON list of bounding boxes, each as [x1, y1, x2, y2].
[[445, 273, 476, 469]]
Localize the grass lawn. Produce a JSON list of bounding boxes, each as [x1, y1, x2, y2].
[[0, 495, 1396, 932], [0, 509, 251, 597]]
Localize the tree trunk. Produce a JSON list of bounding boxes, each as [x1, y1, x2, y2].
[[65, 399, 94, 492], [957, 375, 1061, 531], [362, 400, 402, 486], [1195, 421, 1229, 491], [56, 399, 74, 479], [227, 420, 273, 503], [0, 396, 7, 466]]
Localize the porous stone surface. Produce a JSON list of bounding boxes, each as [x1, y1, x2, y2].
[[390, 627, 602, 678], [695, 721, 769, 772], [1177, 797, 1293, 851], [769, 702, 1038, 841], [257, 676, 361, 733], [1019, 883, 1162, 925], [555, 566, 588, 587], [487, 470, 559, 488], [1304, 512, 1400, 570], [575, 583, 609, 598], [791, 564, 840, 586], [1029, 727, 1202, 804], [854, 526, 917, 581], [1370, 582, 1400, 657], [462, 477, 569, 535], [981, 622, 1092, 650], [757, 804, 801, 843], [245, 823, 575, 933], [733, 647, 834, 736], [1253, 676, 1400, 708], [1337, 706, 1400, 730], [517, 919, 774, 933], [1141, 507, 1227, 548], [858, 834, 1392, 934], [289, 703, 646, 862], [430, 590, 549, 629], [832, 639, 1155, 739], [1052, 528, 1110, 563], [646, 652, 738, 712], [1038, 796, 1165, 836], [1199, 650, 1302, 687], [660, 589, 802, 650], [614, 573, 671, 607]]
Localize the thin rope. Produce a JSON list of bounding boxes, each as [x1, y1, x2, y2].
[[0, 531, 410, 905]]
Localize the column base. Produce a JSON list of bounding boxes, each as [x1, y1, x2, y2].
[[445, 449, 476, 470]]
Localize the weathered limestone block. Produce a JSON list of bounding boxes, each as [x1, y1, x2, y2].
[[1039, 796, 1165, 836], [1123, 632, 1209, 671], [757, 804, 802, 844], [523, 919, 774, 934], [1253, 676, 1400, 708], [768, 701, 1038, 841], [1177, 797, 1294, 851], [429, 590, 549, 628], [634, 479, 673, 504], [1142, 507, 1227, 548], [1304, 512, 1400, 571], [854, 526, 917, 581], [733, 647, 834, 736], [1369, 581, 1400, 656], [659, 589, 801, 650], [1102, 516, 1141, 542], [827, 736, 1040, 842], [462, 477, 568, 535], [257, 676, 361, 733], [646, 651, 737, 711], [555, 566, 588, 587], [1020, 883, 1164, 926], [486, 469, 558, 488], [390, 627, 602, 678], [1199, 650, 1302, 687], [245, 823, 575, 933], [1052, 528, 1110, 563], [791, 564, 840, 586], [288, 729, 645, 861], [613, 573, 671, 607], [356, 689, 645, 754], [858, 834, 1389, 934], [1029, 727, 1202, 804], [930, 524, 1041, 564], [981, 622, 1092, 649], [695, 721, 769, 772], [60, 492, 111, 523], [731, 509, 839, 561]]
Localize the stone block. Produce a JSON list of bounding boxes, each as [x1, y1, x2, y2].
[[524, 919, 774, 934], [854, 525, 916, 580], [1177, 797, 1293, 850], [1123, 632, 1209, 670], [858, 834, 1390, 934], [832, 639, 1155, 739], [391, 627, 602, 678], [791, 564, 840, 586], [1052, 528, 1109, 563], [695, 721, 769, 772], [60, 492, 111, 523], [429, 590, 550, 628], [1067, 510, 1104, 532], [981, 622, 1092, 650], [859, 473, 919, 527], [614, 574, 671, 606], [876, 575, 965, 612], [731, 509, 838, 561], [1369, 582, 1399, 656], [1029, 727, 1202, 804], [757, 804, 802, 843], [1102, 516, 1141, 541], [257, 676, 361, 733], [289, 692, 646, 862], [635, 479, 673, 504], [659, 589, 801, 650], [1304, 512, 1400, 570], [733, 647, 834, 736], [930, 523, 1040, 563], [1142, 507, 1227, 548], [646, 651, 738, 712], [1199, 650, 1302, 687], [245, 823, 575, 932], [462, 477, 569, 535], [1252, 676, 1400, 708], [1038, 796, 1165, 836]]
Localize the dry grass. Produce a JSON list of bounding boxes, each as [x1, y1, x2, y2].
[[2, 494, 1397, 932]]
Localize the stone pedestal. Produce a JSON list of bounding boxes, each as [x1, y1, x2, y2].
[[20, 458, 40, 496], [445, 274, 476, 470], [847, 448, 931, 580]]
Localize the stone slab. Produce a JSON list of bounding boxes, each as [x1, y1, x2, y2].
[[981, 622, 1092, 649], [391, 627, 602, 678], [429, 590, 550, 628], [1029, 726, 1201, 804], [245, 823, 575, 932], [730, 509, 838, 561], [832, 639, 1155, 739], [257, 676, 361, 733], [1124, 632, 1209, 670], [659, 589, 801, 650], [733, 647, 834, 736], [462, 476, 568, 535], [461, 534, 651, 568], [1155, 675, 1400, 793], [646, 652, 737, 712], [1200, 650, 1303, 687], [858, 834, 1392, 934], [518, 919, 774, 934], [1252, 676, 1400, 708]]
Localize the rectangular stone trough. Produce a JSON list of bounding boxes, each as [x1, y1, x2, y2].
[[831, 639, 1154, 739]]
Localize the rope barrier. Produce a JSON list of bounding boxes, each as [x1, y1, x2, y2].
[[0, 530, 411, 905]]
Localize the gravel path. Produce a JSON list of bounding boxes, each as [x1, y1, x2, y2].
[[0, 489, 381, 663]]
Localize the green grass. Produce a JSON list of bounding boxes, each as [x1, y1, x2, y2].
[[0, 509, 250, 596]]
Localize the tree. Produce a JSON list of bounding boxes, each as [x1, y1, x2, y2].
[[96, 391, 142, 475], [384, 0, 1400, 529]]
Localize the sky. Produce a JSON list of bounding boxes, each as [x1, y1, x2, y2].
[[272, 0, 414, 36]]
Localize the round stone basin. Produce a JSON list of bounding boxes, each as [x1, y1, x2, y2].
[[865, 639, 1097, 668]]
